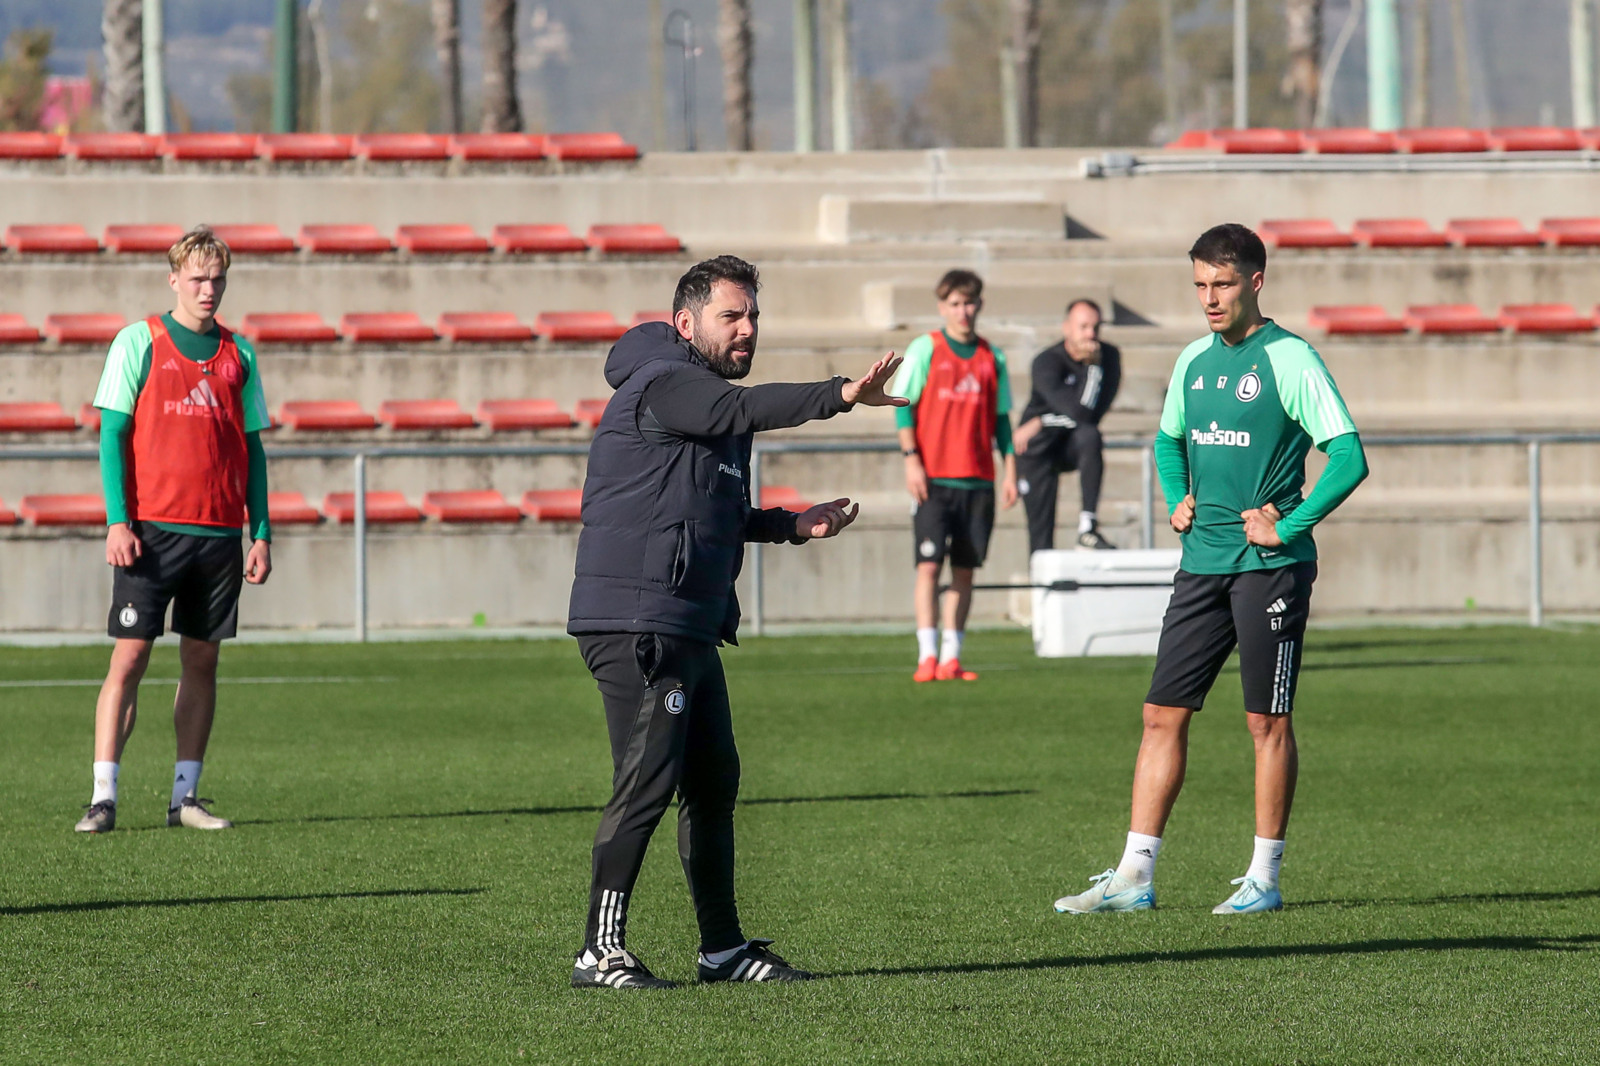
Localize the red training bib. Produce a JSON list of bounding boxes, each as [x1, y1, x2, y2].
[[913, 331, 998, 481]]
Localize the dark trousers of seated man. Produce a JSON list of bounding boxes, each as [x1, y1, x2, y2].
[[577, 631, 743, 957], [1018, 422, 1106, 552]]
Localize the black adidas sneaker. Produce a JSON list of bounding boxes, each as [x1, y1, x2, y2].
[[698, 939, 816, 983], [571, 949, 677, 990]]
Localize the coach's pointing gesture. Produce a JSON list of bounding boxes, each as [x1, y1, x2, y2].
[[841, 352, 910, 407]]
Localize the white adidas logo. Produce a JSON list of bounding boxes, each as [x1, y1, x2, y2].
[[188, 379, 220, 408], [161, 358, 181, 372], [1266, 597, 1288, 614], [162, 378, 224, 417]]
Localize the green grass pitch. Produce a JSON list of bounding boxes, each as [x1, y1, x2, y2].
[[1, 626, 1598, 1064]]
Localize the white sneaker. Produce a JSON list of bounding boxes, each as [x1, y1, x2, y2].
[[1054, 869, 1156, 913], [167, 797, 233, 830], [1211, 876, 1283, 914]]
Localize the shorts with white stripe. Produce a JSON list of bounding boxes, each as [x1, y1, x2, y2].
[[1144, 562, 1317, 716]]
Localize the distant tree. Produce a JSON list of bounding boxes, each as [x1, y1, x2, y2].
[[1007, 0, 1041, 146], [0, 28, 52, 131], [1283, 0, 1321, 128], [432, 0, 462, 133], [719, 0, 753, 150], [335, 0, 442, 132], [101, 0, 142, 132], [226, 6, 318, 133], [481, 0, 523, 131]]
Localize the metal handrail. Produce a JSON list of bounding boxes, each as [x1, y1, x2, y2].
[[7, 430, 1597, 636]]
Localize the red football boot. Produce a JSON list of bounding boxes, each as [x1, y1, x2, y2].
[[935, 658, 978, 681], [913, 656, 939, 683]]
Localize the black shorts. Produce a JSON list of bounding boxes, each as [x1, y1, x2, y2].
[[913, 482, 995, 569], [108, 524, 245, 642], [1145, 561, 1317, 716]]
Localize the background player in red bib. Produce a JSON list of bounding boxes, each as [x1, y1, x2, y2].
[[74, 227, 273, 834], [890, 270, 1018, 682]]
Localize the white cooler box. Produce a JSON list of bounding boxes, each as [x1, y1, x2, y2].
[[1030, 549, 1181, 657]]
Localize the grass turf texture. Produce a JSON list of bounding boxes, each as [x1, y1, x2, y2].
[[1, 627, 1597, 1064]]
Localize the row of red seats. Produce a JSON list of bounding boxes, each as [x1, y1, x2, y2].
[[0, 131, 637, 163], [1, 223, 682, 255], [0, 399, 608, 433], [0, 486, 809, 527], [0, 311, 669, 346], [1172, 126, 1600, 154], [1261, 218, 1600, 249], [1310, 303, 1600, 335]]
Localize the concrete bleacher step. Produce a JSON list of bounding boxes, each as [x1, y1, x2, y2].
[[817, 196, 1066, 243]]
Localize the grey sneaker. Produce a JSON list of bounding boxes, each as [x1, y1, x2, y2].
[[1077, 527, 1117, 550], [167, 796, 233, 830], [74, 800, 116, 834]]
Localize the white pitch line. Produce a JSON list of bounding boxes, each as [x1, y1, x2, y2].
[[0, 676, 395, 688]]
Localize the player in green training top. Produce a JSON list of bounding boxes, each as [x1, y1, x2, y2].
[[1054, 224, 1368, 917]]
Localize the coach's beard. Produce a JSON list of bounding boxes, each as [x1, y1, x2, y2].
[[692, 329, 754, 380]]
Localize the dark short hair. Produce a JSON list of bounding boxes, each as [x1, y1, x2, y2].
[[1064, 297, 1102, 319], [935, 269, 983, 301], [672, 255, 760, 315], [1189, 223, 1266, 276]]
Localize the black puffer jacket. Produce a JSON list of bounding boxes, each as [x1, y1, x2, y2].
[[567, 323, 850, 644]]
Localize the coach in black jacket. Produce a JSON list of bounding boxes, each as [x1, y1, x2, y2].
[[1016, 298, 1122, 552], [565, 255, 904, 990]]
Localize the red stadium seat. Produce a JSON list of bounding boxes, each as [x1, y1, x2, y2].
[[267, 491, 322, 525], [1258, 219, 1356, 249], [520, 489, 583, 521], [395, 224, 490, 254], [0, 497, 15, 525], [78, 404, 101, 431], [490, 224, 588, 254], [322, 492, 422, 523], [1301, 128, 1396, 154], [448, 133, 546, 160], [20, 494, 106, 525], [1403, 305, 1502, 334], [354, 134, 450, 161], [1207, 128, 1304, 154], [1538, 217, 1600, 246], [103, 224, 184, 254], [1351, 218, 1450, 248], [237, 313, 339, 344], [760, 485, 811, 510], [299, 224, 393, 254], [44, 314, 126, 344], [475, 399, 575, 431], [257, 133, 354, 161], [1487, 127, 1583, 152], [210, 224, 299, 254], [543, 132, 640, 161], [1165, 129, 1213, 149], [437, 312, 533, 342], [0, 132, 62, 158], [1498, 304, 1597, 333], [377, 400, 476, 430], [1444, 218, 1542, 247], [339, 313, 437, 343], [0, 402, 79, 431], [277, 401, 378, 431], [0, 314, 41, 344], [64, 133, 160, 160], [1395, 127, 1490, 153], [1307, 306, 1407, 335], [534, 312, 627, 343], [4, 224, 100, 253], [573, 398, 608, 428], [585, 224, 684, 253], [161, 133, 259, 160], [421, 490, 522, 523], [630, 310, 672, 327]]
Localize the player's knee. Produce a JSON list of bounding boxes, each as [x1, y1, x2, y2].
[[108, 640, 153, 684], [1142, 702, 1192, 734], [179, 638, 221, 676], [1246, 711, 1294, 745]]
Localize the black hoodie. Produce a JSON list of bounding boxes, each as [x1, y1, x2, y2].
[[566, 322, 850, 644]]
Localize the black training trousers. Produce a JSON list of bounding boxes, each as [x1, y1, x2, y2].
[[1017, 423, 1106, 552], [576, 631, 744, 955]]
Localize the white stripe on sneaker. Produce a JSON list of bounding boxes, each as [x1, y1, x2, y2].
[[752, 962, 771, 982], [731, 958, 752, 980]]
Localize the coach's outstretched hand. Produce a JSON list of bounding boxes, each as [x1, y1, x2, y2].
[[245, 540, 273, 585], [106, 523, 142, 568], [841, 353, 908, 407], [795, 498, 860, 540]]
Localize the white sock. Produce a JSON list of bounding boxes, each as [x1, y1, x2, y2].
[[699, 941, 749, 967], [1246, 836, 1285, 887], [171, 760, 203, 808], [1079, 511, 1097, 534], [92, 761, 118, 805], [916, 627, 938, 661], [939, 629, 964, 664], [1116, 831, 1162, 884]]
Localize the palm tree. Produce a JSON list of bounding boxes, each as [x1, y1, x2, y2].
[[482, 0, 523, 132], [101, 0, 143, 132], [1283, 0, 1321, 128], [432, 0, 462, 132], [719, 0, 753, 150], [1008, 0, 1040, 147]]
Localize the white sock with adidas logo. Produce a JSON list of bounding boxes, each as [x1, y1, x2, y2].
[[1116, 831, 1162, 885], [171, 760, 202, 809], [1246, 836, 1284, 887]]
